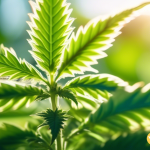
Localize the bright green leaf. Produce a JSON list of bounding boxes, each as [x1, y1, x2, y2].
[[0, 44, 47, 84], [56, 2, 150, 80], [28, 0, 74, 74], [0, 82, 50, 112], [64, 74, 127, 101]]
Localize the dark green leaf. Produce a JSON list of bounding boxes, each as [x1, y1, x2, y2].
[[36, 108, 69, 144], [93, 131, 150, 150], [88, 83, 150, 134], [0, 123, 52, 150]]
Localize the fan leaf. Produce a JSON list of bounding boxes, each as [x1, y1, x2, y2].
[[36, 108, 69, 145], [93, 131, 150, 150], [56, 2, 150, 80], [64, 74, 127, 101], [0, 123, 52, 150], [0, 82, 50, 112], [66, 83, 150, 143], [28, 0, 74, 75], [64, 95, 99, 122], [67, 130, 150, 150], [0, 44, 47, 83], [87, 83, 150, 134], [57, 87, 78, 106]]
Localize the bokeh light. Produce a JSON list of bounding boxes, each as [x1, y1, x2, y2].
[[0, 0, 30, 40], [68, 0, 150, 19]]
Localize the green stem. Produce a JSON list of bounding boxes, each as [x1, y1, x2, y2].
[[51, 94, 57, 111], [57, 130, 63, 150], [50, 75, 63, 150]]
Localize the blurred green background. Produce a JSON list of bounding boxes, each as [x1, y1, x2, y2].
[[0, 0, 150, 127]]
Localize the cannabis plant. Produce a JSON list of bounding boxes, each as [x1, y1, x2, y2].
[[0, 0, 150, 150]]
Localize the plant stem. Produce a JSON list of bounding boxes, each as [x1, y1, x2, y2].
[[57, 130, 62, 150], [50, 74, 63, 150], [51, 93, 63, 150], [51, 93, 57, 111]]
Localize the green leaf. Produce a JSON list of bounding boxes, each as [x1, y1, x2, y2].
[[57, 87, 78, 106], [76, 95, 99, 110], [87, 83, 150, 134], [56, 2, 150, 80], [47, 83, 78, 105], [93, 131, 150, 150], [0, 82, 50, 112], [67, 130, 150, 150], [35, 94, 50, 101], [65, 130, 106, 150], [28, 0, 74, 74], [36, 108, 69, 145], [64, 95, 99, 122], [0, 123, 34, 150], [64, 74, 127, 101], [0, 44, 47, 84], [0, 123, 52, 150]]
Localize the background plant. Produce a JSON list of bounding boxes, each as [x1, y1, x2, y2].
[[0, 0, 150, 150]]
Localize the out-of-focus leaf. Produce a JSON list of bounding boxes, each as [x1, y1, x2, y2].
[[0, 122, 52, 150], [87, 83, 150, 135], [93, 131, 150, 150]]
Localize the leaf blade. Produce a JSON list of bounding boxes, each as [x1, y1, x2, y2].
[[0, 82, 50, 112], [36, 109, 69, 145], [57, 87, 78, 106], [94, 131, 150, 150], [56, 2, 150, 80], [64, 74, 127, 101], [0, 123, 52, 150], [87, 83, 150, 134], [28, 0, 74, 74], [0, 44, 47, 84]]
